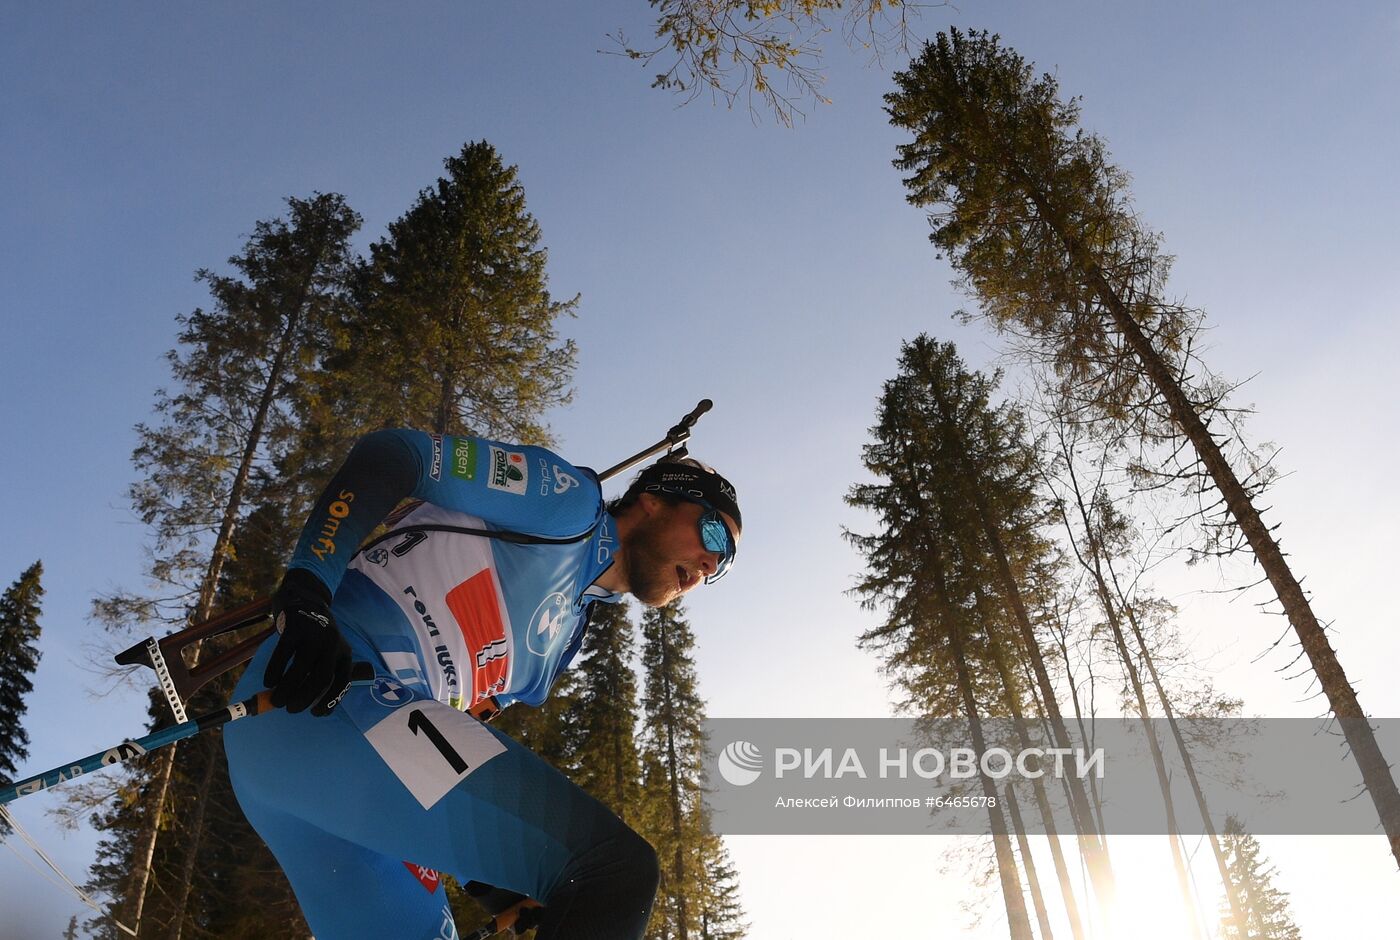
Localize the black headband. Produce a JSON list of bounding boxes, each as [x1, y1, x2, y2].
[[637, 460, 741, 530]]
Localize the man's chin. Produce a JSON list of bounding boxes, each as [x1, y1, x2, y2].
[[631, 586, 678, 609], [628, 571, 680, 608]]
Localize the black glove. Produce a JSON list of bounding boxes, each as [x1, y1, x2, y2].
[[264, 568, 352, 716]]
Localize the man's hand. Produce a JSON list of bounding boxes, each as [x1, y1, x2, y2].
[[264, 568, 352, 716]]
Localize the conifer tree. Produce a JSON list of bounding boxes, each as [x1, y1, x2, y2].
[[0, 560, 44, 836], [693, 829, 746, 940], [352, 140, 578, 442], [86, 193, 361, 937], [847, 336, 1114, 927], [570, 599, 644, 821], [1218, 816, 1303, 940], [887, 28, 1400, 863], [638, 602, 745, 940], [845, 349, 1035, 938], [89, 142, 581, 936]]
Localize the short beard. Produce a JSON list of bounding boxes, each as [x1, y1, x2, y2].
[[621, 513, 678, 608]]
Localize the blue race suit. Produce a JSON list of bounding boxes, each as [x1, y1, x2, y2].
[[224, 429, 658, 940]]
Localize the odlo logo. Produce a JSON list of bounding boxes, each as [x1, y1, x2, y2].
[[717, 741, 763, 786]]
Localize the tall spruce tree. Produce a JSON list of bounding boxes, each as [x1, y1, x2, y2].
[[0, 560, 44, 835], [638, 602, 745, 940], [848, 336, 1116, 929], [570, 599, 645, 821], [1218, 816, 1303, 940], [88, 142, 581, 936], [353, 140, 578, 442], [86, 193, 361, 938], [846, 339, 1040, 937], [887, 28, 1400, 863]]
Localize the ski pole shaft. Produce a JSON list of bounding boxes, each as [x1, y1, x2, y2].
[[0, 663, 494, 807], [1, 691, 273, 807]]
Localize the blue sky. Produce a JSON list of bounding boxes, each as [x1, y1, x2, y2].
[[3, 2, 1399, 936]]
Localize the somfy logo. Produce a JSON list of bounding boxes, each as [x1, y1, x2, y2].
[[717, 741, 764, 786]]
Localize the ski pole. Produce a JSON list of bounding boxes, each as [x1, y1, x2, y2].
[[0, 663, 496, 807], [2, 687, 279, 807], [112, 400, 715, 717]]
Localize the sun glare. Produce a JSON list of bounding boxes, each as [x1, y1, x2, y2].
[[1098, 853, 1207, 940]]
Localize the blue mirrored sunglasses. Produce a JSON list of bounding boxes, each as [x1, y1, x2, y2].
[[697, 507, 736, 584]]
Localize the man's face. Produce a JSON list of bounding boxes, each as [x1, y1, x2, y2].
[[623, 496, 741, 607]]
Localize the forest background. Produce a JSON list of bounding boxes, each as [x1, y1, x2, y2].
[[2, 1, 1398, 937]]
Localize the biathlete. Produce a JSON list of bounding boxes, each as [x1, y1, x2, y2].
[[223, 427, 741, 939]]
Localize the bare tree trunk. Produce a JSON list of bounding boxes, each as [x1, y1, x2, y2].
[[982, 519, 1117, 897], [434, 368, 453, 437], [923, 378, 1118, 905], [123, 747, 173, 936], [1004, 784, 1055, 940], [927, 557, 1033, 940], [986, 616, 1088, 940], [1039, 596, 1110, 838], [946, 617, 1034, 940], [612, 715, 627, 826], [164, 736, 219, 940], [1106, 288, 1400, 866], [1104, 561, 1252, 936], [1056, 456, 1203, 938]]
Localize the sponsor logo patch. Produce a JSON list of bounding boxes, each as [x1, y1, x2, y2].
[[403, 585, 461, 704], [536, 459, 579, 496], [451, 438, 478, 481], [365, 547, 390, 567], [429, 435, 444, 481], [552, 465, 579, 494], [527, 590, 572, 656], [437, 903, 459, 940], [371, 677, 413, 708], [487, 446, 528, 495], [310, 490, 355, 561], [595, 517, 615, 566]]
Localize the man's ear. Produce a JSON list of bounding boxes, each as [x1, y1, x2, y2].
[[636, 492, 661, 517]]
